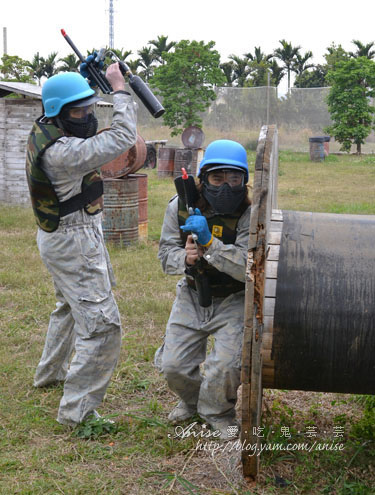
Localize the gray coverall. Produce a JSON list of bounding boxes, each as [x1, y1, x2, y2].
[[33, 93, 137, 426], [156, 196, 250, 426]]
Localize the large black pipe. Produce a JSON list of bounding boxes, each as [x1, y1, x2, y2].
[[273, 210, 375, 394]]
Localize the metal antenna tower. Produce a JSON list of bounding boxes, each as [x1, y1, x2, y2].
[[109, 0, 114, 49], [3, 27, 7, 55]]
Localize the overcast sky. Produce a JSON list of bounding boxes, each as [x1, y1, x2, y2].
[[2, 0, 375, 94]]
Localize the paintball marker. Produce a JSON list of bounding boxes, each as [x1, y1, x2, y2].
[[174, 168, 212, 308], [61, 29, 165, 118]]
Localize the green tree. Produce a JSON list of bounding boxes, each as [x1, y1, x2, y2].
[[273, 39, 301, 92], [43, 52, 59, 78], [245, 47, 273, 87], [111, 48, 132, 61], [245, 46, 273, 64], [0, 54, 33, 82], [292, 51, 314, 77], [269, 59, 284, 88], [126, 58, 141, 74], [248, 60, 269, 86], [148, 35, 176, 64], [26, 52, 45, 85], [220, 61, 236, 86], [137, 46, 156, 81], [324, 43, 349, 70], [294, 64, 327, 88], [349, 40, 375, 59], [58, 53, 80, 72], [150, 40, 225, 136], [228, 55, 250, 87], [324, 57, 375, 153]]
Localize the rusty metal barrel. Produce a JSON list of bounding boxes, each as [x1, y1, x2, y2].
[[102, 177, 139, 246], [262, 210, 375, 395], [323, 135, 330, 155], [99, 132, 147, 179], [128, 173, 148, 241], [158, 147, 176, 178]]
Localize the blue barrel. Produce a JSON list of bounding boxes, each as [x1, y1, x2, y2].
[[309, 137, 325, 162]]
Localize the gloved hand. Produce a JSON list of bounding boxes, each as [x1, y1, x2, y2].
[[80, 52, 104, 88], [180, 208, 213, 246]]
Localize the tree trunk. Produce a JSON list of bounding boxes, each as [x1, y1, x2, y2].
[[356, 142, 362, 154]]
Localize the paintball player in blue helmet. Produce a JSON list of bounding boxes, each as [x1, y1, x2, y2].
[[28, 61, 137, 426], [155, 139, 251, 440]]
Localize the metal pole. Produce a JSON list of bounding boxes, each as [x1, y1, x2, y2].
[[109, 0, 114, 49], [266, 70, 270, 125], [3, 27, 7, 56]]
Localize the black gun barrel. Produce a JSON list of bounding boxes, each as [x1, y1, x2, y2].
[[118, 62, 165, 118], [61, 29, 112, 94], [61, 29, 165, 117], [174, 169, 212, 308]]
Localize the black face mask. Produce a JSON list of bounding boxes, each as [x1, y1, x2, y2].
[[202, 182, 247, 215], [58, 113, 98, 139]]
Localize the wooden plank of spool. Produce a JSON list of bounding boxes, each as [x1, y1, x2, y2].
[[241, 125, 267, 478], [241, 128, 267, 473], [241, 125, 268, 387], [241, 125, 277, 480]]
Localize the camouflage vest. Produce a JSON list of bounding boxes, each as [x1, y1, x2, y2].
[[26, 119, 103, 233], [178, 197, 246, 297]]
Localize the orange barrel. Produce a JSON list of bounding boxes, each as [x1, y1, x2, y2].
[[323, 136, 330, 156], [173, 148, 199, 177], [128, 173, 148, 241], [158, 147, 176, 178], [102, 177, 139, 246], [100, 133, 147, 179]]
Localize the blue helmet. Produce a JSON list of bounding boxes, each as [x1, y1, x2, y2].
[[42, 72, 101, 118], [197, 139, 249, 183]]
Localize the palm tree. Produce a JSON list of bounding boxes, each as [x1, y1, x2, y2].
[[220, 61, 236, 86], [244, 47, 274, 87], [43, 52, 59, 78], [273, 39, 301, 92], [148, 35, 176, 64], [26, 52, 45, 85], [111, 48, 132, 62], [269, 59, 285, 88], [58, 54, 80, 72], [137, 46, 156, 81], [228, 55, 250, 87], [292, 51, 314, 77], [126, 58, 141, 74], [349, 40, 375, 59], [245, 46, 273, 64]]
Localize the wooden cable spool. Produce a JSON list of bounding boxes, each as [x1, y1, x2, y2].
[[241, 125, 375, 480]]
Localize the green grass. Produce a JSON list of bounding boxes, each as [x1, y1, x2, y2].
[[277, 151, 375, 214], [0, 157, 375, 494]]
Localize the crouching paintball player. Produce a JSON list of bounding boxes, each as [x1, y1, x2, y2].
[[155, 140, 251, 441], [26, 60, 137, 426]]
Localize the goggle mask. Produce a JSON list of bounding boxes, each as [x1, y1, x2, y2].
[[204, 169, 245, 188]]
